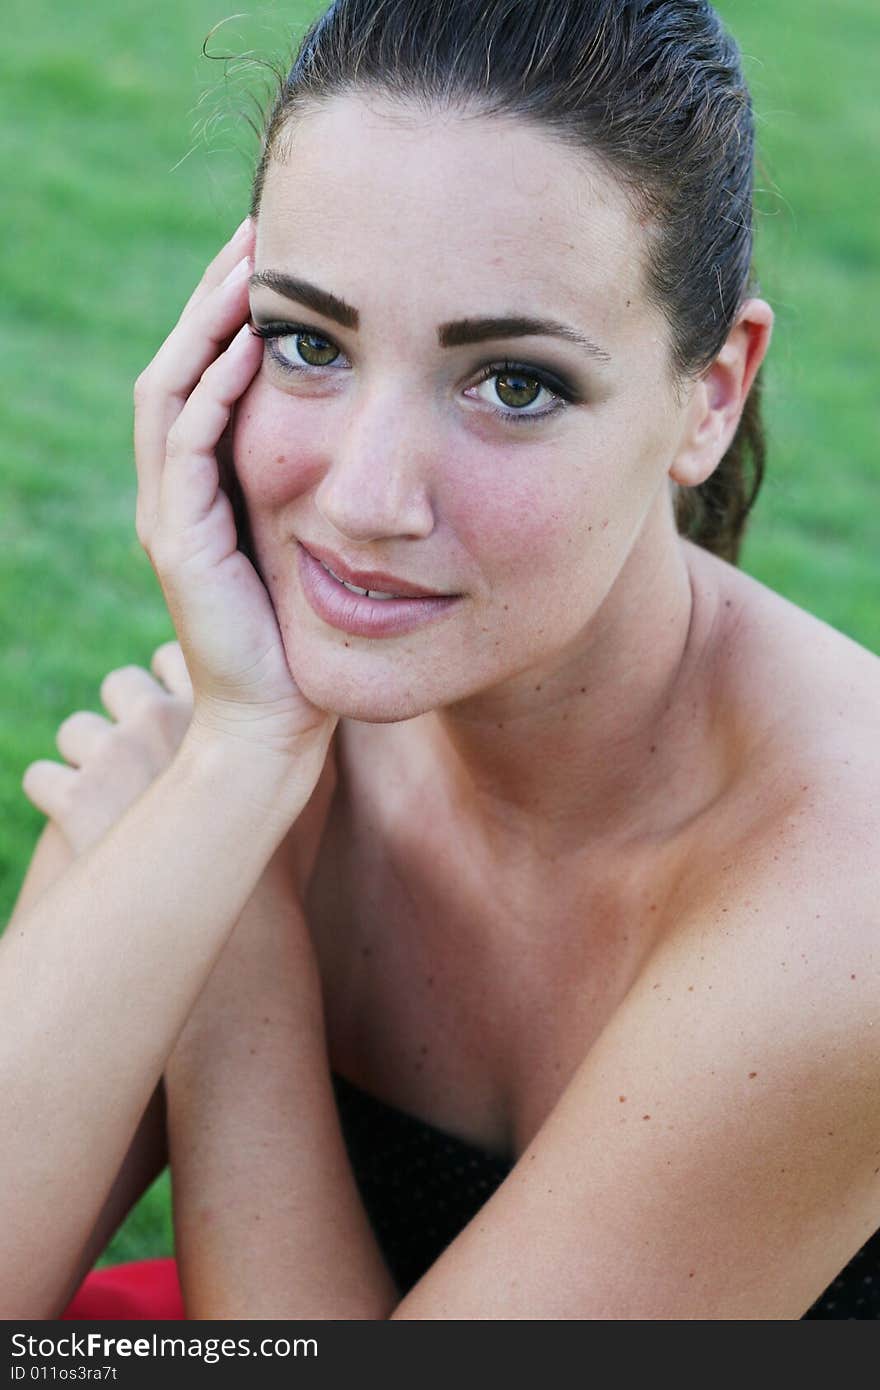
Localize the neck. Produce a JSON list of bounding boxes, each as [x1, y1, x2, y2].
[[420, 523, 730, 869]]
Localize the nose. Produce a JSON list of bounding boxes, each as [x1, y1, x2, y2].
[[313, 384, 436, 544]]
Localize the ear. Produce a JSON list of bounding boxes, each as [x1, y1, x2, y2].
[[670, 298, 774, 488]]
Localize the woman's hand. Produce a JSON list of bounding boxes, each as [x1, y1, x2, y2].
[[133, 218, 336, 771], [21, 642, 194, 856]]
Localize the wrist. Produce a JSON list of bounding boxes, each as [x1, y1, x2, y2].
[[177, 720, 331, 831]]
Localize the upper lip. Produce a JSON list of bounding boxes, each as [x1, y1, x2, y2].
[[301, 541, 455, 598]]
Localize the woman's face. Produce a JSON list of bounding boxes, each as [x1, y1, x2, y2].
[[234, 93, 689, 722]]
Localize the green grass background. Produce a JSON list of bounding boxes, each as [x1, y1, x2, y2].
[[1, 0, 877, 1271]]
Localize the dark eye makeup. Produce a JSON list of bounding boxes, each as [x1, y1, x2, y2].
[[248, 318, 582, 425]]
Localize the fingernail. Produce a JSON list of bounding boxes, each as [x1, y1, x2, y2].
[[230, 216, 251, 244], [221, 255, 251, 288], [234, 322, 255, 345]]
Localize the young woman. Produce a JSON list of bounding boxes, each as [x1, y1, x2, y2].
[[5, 0, 879, 1320]]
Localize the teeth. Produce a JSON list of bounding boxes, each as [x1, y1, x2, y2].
[[321, 560, 402, 601]]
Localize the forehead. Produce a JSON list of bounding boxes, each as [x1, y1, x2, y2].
[[257, 94, 654, 343]]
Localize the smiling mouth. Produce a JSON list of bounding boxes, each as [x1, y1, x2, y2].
[[318, 559, 406, 601], [298, 542, 462, 638]]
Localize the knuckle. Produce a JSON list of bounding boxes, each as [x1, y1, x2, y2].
[[133, 370, 152, 408], [153, 638, 182, 663], [25, 762, 75, 819], [164, 426, 188, 462], [100, 665, 141, 701], [151, 640, 183, 679], [135, 509, 152, 551], [21, 761, 63, 817], [21, 760, 47, 796], [146, 532, 174, 573], [56, 710, 87, 741], [198, 353, 228, 393]]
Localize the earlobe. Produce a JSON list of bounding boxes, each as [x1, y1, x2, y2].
[[669, 297, 774, 489]]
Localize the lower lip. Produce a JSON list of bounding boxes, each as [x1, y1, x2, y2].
[[297, 544, 462, 638]]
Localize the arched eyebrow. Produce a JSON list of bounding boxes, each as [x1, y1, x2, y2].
[[249, 270, 613, 365]]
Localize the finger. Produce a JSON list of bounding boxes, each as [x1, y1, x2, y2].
[[179, 217, 255, 322], [134, 256, 254, 544], [21, 760, 77, 821], [151, 641, 193, 700], [156, 323, 263, 535], [100, 665, 166, 721], [55, 711, 113, 768]]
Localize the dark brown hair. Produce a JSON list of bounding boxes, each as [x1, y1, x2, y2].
[[249, 0, 767, 565]]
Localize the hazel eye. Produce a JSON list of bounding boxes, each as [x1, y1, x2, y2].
[[485, 369, 544, 410], [276, 331, 341, 369], [469, 360, 573, 422], [249, 320, 346, 373]]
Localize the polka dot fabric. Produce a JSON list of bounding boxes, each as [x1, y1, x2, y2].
[[803, 1229, 880, 1319], [332, 1072, 880, 1318], [333, 1071, 513, 1294]]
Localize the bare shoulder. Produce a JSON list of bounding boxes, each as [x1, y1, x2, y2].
[[686, 543, 880, 829], [659, 543, 880, 1083], [682, 541, 880, 970], [693, 541, 880, 750]]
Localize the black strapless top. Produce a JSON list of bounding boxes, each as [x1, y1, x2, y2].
[[332, 1072, 880, 1319]]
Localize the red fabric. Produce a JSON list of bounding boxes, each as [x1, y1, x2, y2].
[[61, 1257, 185, 1320]]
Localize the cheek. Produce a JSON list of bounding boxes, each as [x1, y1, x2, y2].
[[230, 377, 323, 510], [448, 457, 589, 591]]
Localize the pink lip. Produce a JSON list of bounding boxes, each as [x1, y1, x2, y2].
[[297, 543, 463, 639], [299, 541, 452, 599]]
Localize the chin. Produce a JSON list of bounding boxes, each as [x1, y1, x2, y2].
[[287, 651, 435, 726]]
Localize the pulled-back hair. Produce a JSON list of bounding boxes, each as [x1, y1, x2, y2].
[[249, 0, 767, 565]]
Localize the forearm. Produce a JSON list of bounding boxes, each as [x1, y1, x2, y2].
[[165, 869, 398, 1320], [0, 733, 313, 1317]]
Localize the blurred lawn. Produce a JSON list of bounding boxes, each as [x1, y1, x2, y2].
[[0, 0, 877, 1270]]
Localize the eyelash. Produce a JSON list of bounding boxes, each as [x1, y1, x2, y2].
[[248, 320, 578, 425]]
